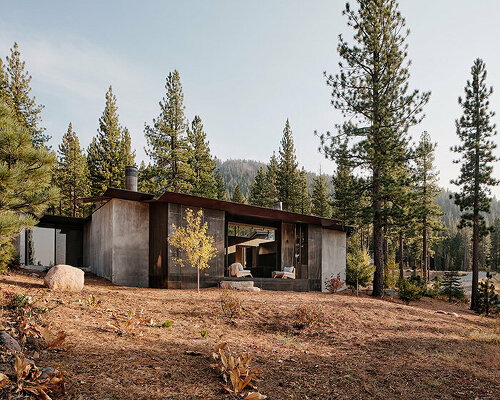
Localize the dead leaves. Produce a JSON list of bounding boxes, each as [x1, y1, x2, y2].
[[0, 354, 66, 400], [40, 326, 67, 350], [211, 342, 266, 399]]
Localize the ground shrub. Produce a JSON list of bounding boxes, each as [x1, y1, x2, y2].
[[398, 278, 423, 305], [293, 304, 324, 329], [440, 271, 466, 302], [346, 247, 373, 290], [424, 276, 441, 298], [384, 253, 398, 289], [219, 288, 242, 320], [477, 276, 500, 316], [325, 273, 345, 293]]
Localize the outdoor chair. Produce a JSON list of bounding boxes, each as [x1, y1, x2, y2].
[[272, 266, 296, 279], [229, 263, 253, 278]]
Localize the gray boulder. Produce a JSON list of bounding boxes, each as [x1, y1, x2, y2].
[[0, 331, 21, 352], [44, 264, 84, 292]]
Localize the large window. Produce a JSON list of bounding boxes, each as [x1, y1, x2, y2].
[[226, 222, 278, 278]]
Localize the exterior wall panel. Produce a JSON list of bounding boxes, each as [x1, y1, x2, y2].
[[321, 229, 347, 292]]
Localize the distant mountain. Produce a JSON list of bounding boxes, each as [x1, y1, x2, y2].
[[215, 158, 333, 198]]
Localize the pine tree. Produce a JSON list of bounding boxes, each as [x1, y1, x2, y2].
[[477, 275, 500, 316], [249, 167, 273, 207], [56, 123, 89, 217], [440, 271, 466, 302], [0, 101, 58, 270], [311, 172, 331, 217], [318, 0, 430, 297], [412, 131, 444, 282], [214, 169, 227, 200], [489, 217, 500, 271], [231, 185, 245, 203], [1, 42, 48, 147], [451, 59, 499, 310], [87, 86, 135, 195], [265, 152, 279, 204], [277, 119, 300, 212], [297, 168, 310, 214], [145, 70, 193, 195], [137, 161, 158, 194], [186, 115, 216, 198]]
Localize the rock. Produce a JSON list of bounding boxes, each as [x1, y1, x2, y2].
[[44, 264, 84, 292], [240, 286, 261, 292], [436, 310, 446, 314], [447, 312, 458, 317], [0, 332, 21, 352], [220, 281, 254, 290], [40, 367, 58, 379]]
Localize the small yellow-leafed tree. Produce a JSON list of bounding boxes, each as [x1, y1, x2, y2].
[[169, 208, 217, 293]]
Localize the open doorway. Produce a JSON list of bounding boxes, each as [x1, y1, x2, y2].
[[225, 221, 278, 278]]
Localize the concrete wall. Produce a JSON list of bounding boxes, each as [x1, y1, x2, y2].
[[321, 229, 347, 292], [85, 199, 149, 287], [111, 199, 149, 287]]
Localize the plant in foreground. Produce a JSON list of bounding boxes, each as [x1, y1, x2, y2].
[[293, 304, 324, 330], [211, 342, 266, 399], [219, 288, 243, 320], [324, 273, 345, 293], [477, 276, 500, 316]]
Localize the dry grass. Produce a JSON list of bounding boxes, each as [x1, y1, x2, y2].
[[1, 270, 499, 400]]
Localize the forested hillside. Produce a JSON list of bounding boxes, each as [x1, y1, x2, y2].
[[216, 158, 333, 198]]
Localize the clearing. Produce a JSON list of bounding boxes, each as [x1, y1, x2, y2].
[[1, 270, 499, 400]]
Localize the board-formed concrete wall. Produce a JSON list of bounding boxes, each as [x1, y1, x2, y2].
[[321, 229, 347, 292], [84, 199, 149, 287]]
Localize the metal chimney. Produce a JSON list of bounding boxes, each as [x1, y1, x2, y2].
[[274, 201, 282, 210], [125, 166, 138, 191]]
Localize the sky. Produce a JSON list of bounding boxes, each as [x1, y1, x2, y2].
[[1, 0, 499, 196]]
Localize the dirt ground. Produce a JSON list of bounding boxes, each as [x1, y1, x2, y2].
[[1, 270, 499, 400]]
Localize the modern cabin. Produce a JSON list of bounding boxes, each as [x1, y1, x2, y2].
[[17, 168, 354, 292]]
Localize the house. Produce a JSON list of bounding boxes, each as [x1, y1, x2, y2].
[[17, 167, 354, 292]]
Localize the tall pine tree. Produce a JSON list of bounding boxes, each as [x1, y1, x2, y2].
[[1, 43, 48, 147], [311, 171, 332, 217], [318, 0, 430, 297], [451, 58, 499, 310], [249, 167, 273, 207], [231, 185, 245, 203], [87, 86, 135, 195], [56, 123, 89, 217], [277, 119, 300, 212], [186, 115, 217, 198], [0, 101, 58, 269], [214, 169, 227, 200], [297, 168, 310, 214], [412, 131, 443, 282], [145, 70, 193, 195]]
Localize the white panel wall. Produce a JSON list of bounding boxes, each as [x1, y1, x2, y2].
[[321, 229, 347, 292]]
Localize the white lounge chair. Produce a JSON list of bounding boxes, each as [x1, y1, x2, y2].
[[229, 263, 253, 278], [272, 266, 296, 279]]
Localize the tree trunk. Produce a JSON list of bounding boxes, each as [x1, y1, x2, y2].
[[399, 233, 404, 281], [471, 211, 479, 309], [197, 268, 200, 294], [372, 170, 384, 297], [423, 217, 428, 283]]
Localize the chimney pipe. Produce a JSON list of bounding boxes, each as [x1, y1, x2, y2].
[[125, 166, 138, 191], [274, 201, 282, 210]]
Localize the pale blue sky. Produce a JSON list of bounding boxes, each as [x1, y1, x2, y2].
[[1, 0, 499, 196]]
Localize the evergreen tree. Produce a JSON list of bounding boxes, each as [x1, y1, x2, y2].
[[231, 185, 245, 203], [277, 119, 300, 212], [214, 168, 227, 200], [249, 167, 273, 207], [489, 217, 500, 271], [137, 161, 158, 194], [186, 115, 217, 198], [0, 101, 58, 269], [318, 0, 430, 297], [477, 275, 500, 316], [56, 122, 89, 217], [451, 58, 499, 310], [412, 131, 444, 282], [440, 271, 466, 302], [297, 168, 310, 214], [87, 86, 135, 195], [145, 70, 193, 195], [1, 42, 48, 147], [311, 171, 331, 217], [265, 152, 279, 204]]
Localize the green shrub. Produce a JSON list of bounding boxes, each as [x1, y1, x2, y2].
[[384, 253, 399, 289], [346, 247, 373, 289], [440, 271, 466, 302], [398, 278, 423, 305], [477, 276, 500, 316]]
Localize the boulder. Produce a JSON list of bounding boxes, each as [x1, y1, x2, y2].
[[0, 332, 21, 352], [44, 264, 84, 292], [220, 281, 260, 292]]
